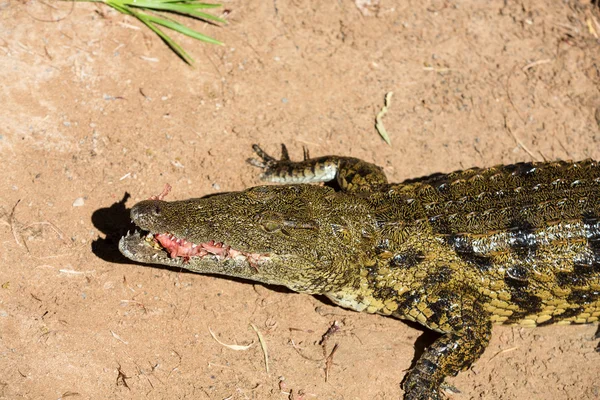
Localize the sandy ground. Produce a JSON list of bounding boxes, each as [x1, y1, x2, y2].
[[1, 0, 600, 399]]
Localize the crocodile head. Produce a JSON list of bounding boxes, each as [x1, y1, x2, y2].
[[119, 184, 378, 293]]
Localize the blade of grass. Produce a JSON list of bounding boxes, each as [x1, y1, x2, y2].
[[126, 0, 226, 23], [105, 1, 133, 15], [131, 9, 194, 64], [142, 12, 223, 45], [140, 0, 221, 6], [67, 0, 224, 65], [375, 91, 394, 145]]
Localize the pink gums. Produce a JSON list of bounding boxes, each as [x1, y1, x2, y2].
[[148, 186, 264, 268], [154, 233, 264, 267]]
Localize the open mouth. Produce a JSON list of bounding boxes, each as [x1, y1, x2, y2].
[[119, 186, 267, 269], [119, 229, 267, 268], [152, 232, 256, 261]]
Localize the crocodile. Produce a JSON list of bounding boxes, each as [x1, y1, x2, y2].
[[119, 144, 600, 399]]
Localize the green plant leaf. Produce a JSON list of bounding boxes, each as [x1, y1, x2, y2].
[[142, 12, 223, 45], [132, 9, 194, 64], [65, 0, 224, 65], [126, 0, 226, 23]]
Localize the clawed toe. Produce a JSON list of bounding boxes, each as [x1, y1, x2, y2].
[[247, 143, 295, 171]]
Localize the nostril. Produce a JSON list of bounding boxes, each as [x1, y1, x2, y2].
[[130, 200, 163, 224]]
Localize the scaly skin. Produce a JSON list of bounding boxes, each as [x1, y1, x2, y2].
[[120, 145, 600, 399]]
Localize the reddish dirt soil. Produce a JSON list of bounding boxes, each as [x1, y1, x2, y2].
[[2, 0, 600, 399]]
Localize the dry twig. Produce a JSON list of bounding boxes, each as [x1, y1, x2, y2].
[[208, 327, 254, 351], [522, 59, 551, 72], [250, 323, 269, 373], [487, 346, 519, 362], [324, 343, 339, 382], [503, 115, 541, 161]]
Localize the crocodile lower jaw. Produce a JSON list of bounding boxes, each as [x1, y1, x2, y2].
[[119, 230, 267, 267]]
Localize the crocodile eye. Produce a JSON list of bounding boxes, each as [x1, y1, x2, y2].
[[262, 221, 281, 233]]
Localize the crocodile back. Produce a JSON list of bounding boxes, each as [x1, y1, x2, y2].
[[371, 160, 600, 327]]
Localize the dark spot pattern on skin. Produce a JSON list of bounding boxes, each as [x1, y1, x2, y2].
[[364, 266, 378, 279], [395, 292, 421, 315], [556, 262, 600, 288], [506, 265, 528, 283], [583, 211, 600, 257], [503, 272, 543, 323], [556, 211, 600, 289], [446, 234, 494, 272], [555, 271, 581, 288], [376, 239, 390, 252], [402, 172, 447, 185], [426, 295, 453, 327], [390, 249, 426, 269], [567, 289, 600, 305], [420, 359, 438, 375], [426, 174, 453, 195], [503, 162, 537, 177], [508, 220, 538, 260], [444, 334, 471, 370], [537, 316, 556, 327], [557, 307, 584, 320], [459, 252, 494, 272], [424, 266, 453, 287], [372, 286, 399, 302], [429, 216, 453, 235]]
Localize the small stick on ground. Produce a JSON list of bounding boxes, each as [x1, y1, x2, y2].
[[3, 200, 66, 253], [503, 114, 541, 161], [250, 323, 269, 374], [586, 11, 599, 39], [120, 299, 148, 314], [487, 346, 519, 362], [208, 327, 254, 351], [375, 91, 394, 145], [59, 391, 81, 398], [324, 343, 339, 382], [111, 330, 129, 345], [59, 269, 96, 275], [319, 320, 342, 357], [319, 321, 343, 382], [116, 364, 131, 389], [522, 59, 551, 72], [289, 339, 323, 362], [22, 221, 66, 242], [504, 65, 526, 124], [8, 199, 23, 247]]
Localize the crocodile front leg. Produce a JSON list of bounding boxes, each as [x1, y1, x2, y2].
[[402, 298, 492, 400], [248, 144, 388, 191]]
